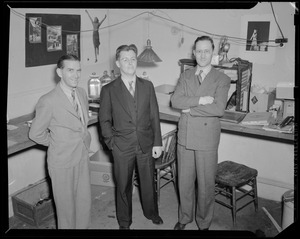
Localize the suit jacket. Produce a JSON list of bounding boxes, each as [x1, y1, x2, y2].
[[99, 76, 162, 153], [171, 66, 231, 150], [29, 84, 91, 168]]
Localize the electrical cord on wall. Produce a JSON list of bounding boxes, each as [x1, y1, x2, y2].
[[7, 4, 288, 48], [270, 2, 285, 39]]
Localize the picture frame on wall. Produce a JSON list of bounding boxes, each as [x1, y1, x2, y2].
[[29, 17, 42, 43], [239, 14, 277, 65], [246, 21, 270, 52], [66, 34, 78, 56], [47, 26, 62, 52]]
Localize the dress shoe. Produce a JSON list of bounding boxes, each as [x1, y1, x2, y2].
[[151, 216, 164, 225], [174, 222, 186, 230], [199, 228, 209, 231], [119, 226, 130, 230]]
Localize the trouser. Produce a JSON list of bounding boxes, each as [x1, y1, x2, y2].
[[48, 157, 91, 229], [177, 144, 218, 229], [112, 144, 159, 228]]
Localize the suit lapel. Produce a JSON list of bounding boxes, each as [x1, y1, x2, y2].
[[136, 77, 145, 114], [56, 84, 81, 120], [113, 78, 133, 118], [76, 88, 88, 125], [186, 67, 199, 96]]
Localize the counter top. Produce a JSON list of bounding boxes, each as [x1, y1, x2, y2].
[[158, 105, 294, 144], [7, 108, 294, 156], [7, 113, 98, 156]]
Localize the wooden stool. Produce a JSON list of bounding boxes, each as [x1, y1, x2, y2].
[[215, 160, 258, 226]]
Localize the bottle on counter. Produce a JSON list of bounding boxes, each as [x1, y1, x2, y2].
[[141, 71, 150, 81], [100, 70, 112, 87], [88, 72, 101, 100], [110, 70, 115, 81]]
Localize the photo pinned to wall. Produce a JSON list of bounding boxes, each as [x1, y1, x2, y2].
[[66, 34, 78, 56], [240, 14, 277, 65], [246, 21, 270, 52], [29, 17, 42, 43], [47, 26, 62, 52]]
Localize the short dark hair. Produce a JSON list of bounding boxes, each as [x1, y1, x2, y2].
[[57, 54, 80, 69], [193, 36, 215, 51], [115, 44, 138, 60]]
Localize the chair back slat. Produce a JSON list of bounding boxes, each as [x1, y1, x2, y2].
[[161, 129, 177, 164]]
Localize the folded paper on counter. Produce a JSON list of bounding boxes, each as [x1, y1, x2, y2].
[[240, 112, 273, 126]]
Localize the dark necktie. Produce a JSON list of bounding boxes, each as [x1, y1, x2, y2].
[[129, 81, 135, 97]]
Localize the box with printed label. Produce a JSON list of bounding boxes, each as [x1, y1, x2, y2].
[[89, 149, 115, 187], [11, 178, 55, 227], [243, 90, 276, 112]]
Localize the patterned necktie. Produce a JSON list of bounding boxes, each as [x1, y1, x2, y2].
[[129, 81, 135, 97], [71, 89, 79, 114], [197, 70, 203, 85], [72, 89, 84, 124]]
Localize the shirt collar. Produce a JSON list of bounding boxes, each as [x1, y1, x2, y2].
[[195, 65, 212, 77], [60, 81, 75, 97], [121, 75, 136, 88]]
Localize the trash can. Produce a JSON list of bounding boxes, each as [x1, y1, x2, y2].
[[282, 189, 294, 230]]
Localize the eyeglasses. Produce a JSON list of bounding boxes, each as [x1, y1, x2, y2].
[[195, 49, 211, 55], [120, 58, 137, 64]]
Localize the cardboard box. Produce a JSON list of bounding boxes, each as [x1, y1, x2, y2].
[[155, 84, 175, 107], [89, 149, 115, 187], [243, 90, 276, 112], [11, 178, 55, 227], [276, 82, 294, 99]]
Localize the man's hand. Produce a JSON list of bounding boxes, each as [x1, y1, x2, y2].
[[152, 146, 163, 158], [199, 96, 214, 105], [182, 108, 190, 113]]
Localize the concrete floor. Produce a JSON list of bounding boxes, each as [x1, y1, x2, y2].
[[8, 180, 293, 237]]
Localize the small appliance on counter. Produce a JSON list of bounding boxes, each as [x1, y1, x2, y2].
[[89, 102, 100, 113]]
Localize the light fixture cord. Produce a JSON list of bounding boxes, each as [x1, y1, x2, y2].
[[147, 13, 150, 39]]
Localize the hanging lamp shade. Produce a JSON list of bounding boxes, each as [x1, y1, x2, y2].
[[137, 39, 162, 63]]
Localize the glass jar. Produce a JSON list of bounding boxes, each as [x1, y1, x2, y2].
[[88, 72, 101, 99]]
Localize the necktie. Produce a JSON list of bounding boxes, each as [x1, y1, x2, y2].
[[71, 89, 83, 124], [197, 70, 203, 85], [71, 89, 79, 113], [129, 81, 135, 97]]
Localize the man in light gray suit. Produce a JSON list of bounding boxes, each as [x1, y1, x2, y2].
[[171, 36, 231, 230], [29, 54, 92, 229]]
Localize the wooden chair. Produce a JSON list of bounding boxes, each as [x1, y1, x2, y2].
[[155, 129, 178, 203], [215, 160, 258, 226], [154, 129, 178, 204]]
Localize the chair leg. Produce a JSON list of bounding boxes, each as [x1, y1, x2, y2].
[[231, 186, 237, 226], [253, 178, 258, 211]]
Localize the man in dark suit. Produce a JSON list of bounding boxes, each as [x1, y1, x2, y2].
[[171, 36, 231, 230], [99, 44, 163, 230], [29, 54, 92, 229]]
